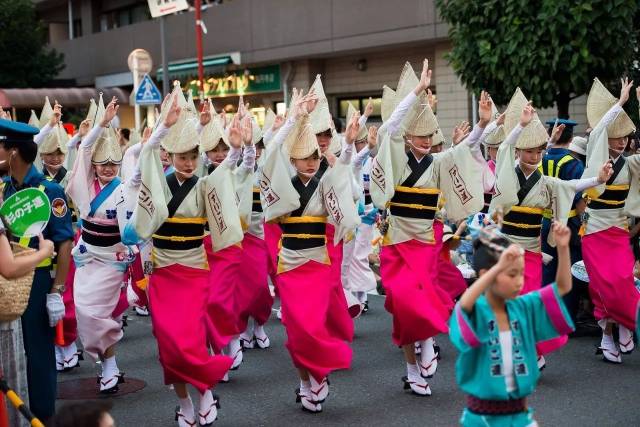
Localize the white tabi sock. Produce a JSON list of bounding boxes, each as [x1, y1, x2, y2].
[[178, 396, 195, 419], [102, 355, 119, 378], [406, 362, 420, 380], [300, 379, 311, 395]]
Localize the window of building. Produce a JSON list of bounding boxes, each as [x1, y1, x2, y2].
[[337, 96, 382, 119], [99, 4, 151, 32]]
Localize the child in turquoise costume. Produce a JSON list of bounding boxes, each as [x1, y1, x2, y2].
[[450, 222, 575, 426]]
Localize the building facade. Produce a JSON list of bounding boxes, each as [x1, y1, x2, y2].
[[31, 0, 586, 135]]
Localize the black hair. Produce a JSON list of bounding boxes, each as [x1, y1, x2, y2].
[[256, 138, 265, 149], [0, 140, 38, 164], [332, 116, 343, 133], [47, 401, 113, 427], [472, 227, 511, 274], [120, 128, 131, 141]]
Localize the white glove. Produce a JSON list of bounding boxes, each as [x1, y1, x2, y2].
[[46, 293, 65, 327], [126, 283, 140, 307]]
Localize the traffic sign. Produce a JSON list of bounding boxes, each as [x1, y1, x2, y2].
[[147, 0, 189, 18], [135, 74, 162, 105]]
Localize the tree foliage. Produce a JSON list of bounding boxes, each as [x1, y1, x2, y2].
[[0, 0, 65, 87], [436, 0, 639, 118]]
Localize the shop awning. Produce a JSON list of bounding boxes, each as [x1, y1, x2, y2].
[[157, 55, 234, 81], [0, 87, 130, 109]]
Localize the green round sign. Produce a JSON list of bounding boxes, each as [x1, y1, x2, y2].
[[0, 188, 51, 237]]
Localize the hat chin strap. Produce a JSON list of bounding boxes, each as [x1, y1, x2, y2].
[[406, 141, 431, 155]]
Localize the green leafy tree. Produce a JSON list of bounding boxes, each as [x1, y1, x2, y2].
[[0, 0, 64, 87], [436, 0, 639, 118]]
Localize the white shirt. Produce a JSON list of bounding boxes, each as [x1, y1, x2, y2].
[[499, 330, 516, 392]]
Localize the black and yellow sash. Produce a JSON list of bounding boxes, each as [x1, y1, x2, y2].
[[280, 176, 326, 250], [587, 157, 628, 210], [252, 187, 262, 213], [501, 167, 543, 237]]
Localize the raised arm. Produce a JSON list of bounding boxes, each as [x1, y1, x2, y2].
[[34, 102, 62, 145]]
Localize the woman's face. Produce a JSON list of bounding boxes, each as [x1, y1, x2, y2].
[[206, 143, 229, 165], [315, 130, 332, 153], [291, 153, 321, 176], [487, 146, 499, 161], [517, 146, 545, 168], [41, 150, 65, 171], [172, 150, 199, 178], [407, 134, 433, 152], [160, 148, 171, 167], [95, 163, 120, 183], [609, 136, 628, 155]]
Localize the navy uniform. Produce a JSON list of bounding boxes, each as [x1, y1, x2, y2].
[[540, 119, 584, 320], [0, 120, 74, 420]]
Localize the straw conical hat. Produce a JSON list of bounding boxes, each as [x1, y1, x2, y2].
[[491, 103, 500, 121], [587, 78, 636, 138], [185, 90, 198, 119], [396, 62, 420, 101], [263, 108, 276, 134], [250, 116, 263, 145], [28, 110, 39, 127], [163, 115, 200, 154], [158, 83, 188, 127], [286, 115, 320, 159], [85, 99, 98, 123], [308, 75, 332, 134], [406, 92, 439, 137], [92, 128, 123, 164], [94, 94, 106, 126], [484, 124, 506, 147], [431, 128, 445, 146], [199, 116, 229, 153], [39, 96, 53, 129], [346, 102, 368, 141], [39, 124, 69, 155], [504, 88, 548, 149], [381, 85, 397, 123]]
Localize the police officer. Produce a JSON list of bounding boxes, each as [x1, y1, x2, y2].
[[0, 118, 74, 421], [540, 118, 585, 321]]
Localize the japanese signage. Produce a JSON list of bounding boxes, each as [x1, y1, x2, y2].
[[0, 188, 51, 237], [188, 65, 281, 98], [147, 0, 189, 18]]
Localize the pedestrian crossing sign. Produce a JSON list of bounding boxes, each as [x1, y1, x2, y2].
[[135, 74, 162, 105]]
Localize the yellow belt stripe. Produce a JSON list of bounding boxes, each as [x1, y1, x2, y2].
[[590, 198, 625, 206], [502, 220, 542, 229], [543, 209, 577, 219], [151, 234, 205, 242], [281, 233, 326, 239], [509, 206, 544, 215], [280, 216, 326, 224], [604, 184, 630, 191], [394, 186, 440, 194], [164, 217, 207, 224], [388, 202, 437, 211]]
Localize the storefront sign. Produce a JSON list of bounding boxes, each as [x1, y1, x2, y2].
[[188, 65, 281, 98]]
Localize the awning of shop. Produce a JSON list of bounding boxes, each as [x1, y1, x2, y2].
[[157, 55, 234, 81], [0, 87, 130, 109]]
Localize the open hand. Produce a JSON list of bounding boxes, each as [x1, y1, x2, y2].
[[418, 59, 432, 92], [199, 100, 212, 127], [519, 102, 535, 127], [241, 116, 253, 146], [452, 121, 471, 145], [344, 111, 361, 145], [49, 102, 62, 127], [478, 91, 492, 124], [273, 114, 285, 131], [618, 77, 634, 106], [496, 244, 524, 271], [78, 119, 92, 137], [228, 115, 242, 149], [597, 160, 613, 183], [551, 221, 571, 248], [100, 97, 119, 127], [163, 96, 181, 128], [364, 97, 374, 117], [367, 126, 378, 150], [549, 122, 566, 144]]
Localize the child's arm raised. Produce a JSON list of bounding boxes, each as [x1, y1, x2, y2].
[[552, 221, 573, 296]]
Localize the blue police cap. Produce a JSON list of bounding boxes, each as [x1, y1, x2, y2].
[[545, 118, 577, 129], [0, 118, 39, 144]]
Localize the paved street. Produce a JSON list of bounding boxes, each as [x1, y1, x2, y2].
[[56, 295, 640, 426]]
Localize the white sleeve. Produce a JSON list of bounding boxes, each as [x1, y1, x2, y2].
[[271, 116, 297, 147], [358, 114, 368, 129], [262, 127, 275, 145], [379, 92, 418, 136], [221, 146, 242, 169], [79, 125, 104, 149], [241, 144, 256, 171], [504, 125, 524, 147], [593, 104, 624, 134], [197, 122, 204, 135], [352, 146, 371, 170], [147, 123, 170, 149], [478, 121, 498, 145], [463, 122, 487, 152], [573, 176, 600, 192], [66, 134, 80, 149], [338, 143, 354, 166], [34, 123, 53, 146]]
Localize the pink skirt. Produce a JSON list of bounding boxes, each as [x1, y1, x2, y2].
[[61, 256, 78, 345], [278, 260, 353, 382], [522, 250, 567, 355], [149, 264, 232, 393], [112, 286, 130, 319], [326, 224, 355, 336], [127, 252, 149, 307], [236, 233, 274, 326], [204, 238, 243, 353], [437, 254, 467, 301], [263, 222, 282, 289], [583, 228, 640, 331], [380, 239, 450, 346], [432, 220, 463, 308]]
